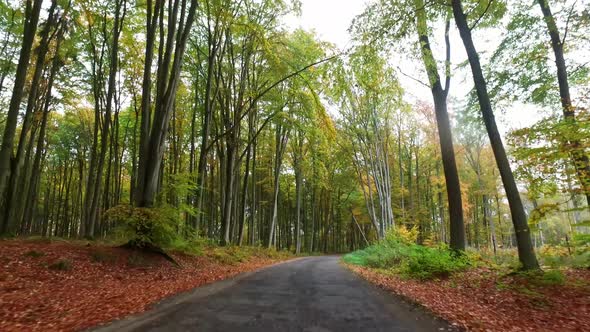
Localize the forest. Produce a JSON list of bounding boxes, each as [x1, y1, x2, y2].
[[0, 0, 588, 266], [1, 0, 590, 330]]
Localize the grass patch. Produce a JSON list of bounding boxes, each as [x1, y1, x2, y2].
[[207, 246, 293, 265], [166, 236, 214, 256], [89, 250, 117, 263], [343, 231, 469, 280], [510, 269, 566, 287], [49, 259, 72, 271], [24, 250, 45, 258]]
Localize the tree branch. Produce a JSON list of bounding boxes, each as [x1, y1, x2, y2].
[[396, 66, 430, 89], [469, 0, 494, 31]]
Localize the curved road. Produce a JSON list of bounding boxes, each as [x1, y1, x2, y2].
[[95, 256, 454, 332]]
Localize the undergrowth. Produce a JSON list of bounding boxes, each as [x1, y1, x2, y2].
[[208, 246, 294, 265], [343, 229, 470, 280], [49, 259, 73, 271]]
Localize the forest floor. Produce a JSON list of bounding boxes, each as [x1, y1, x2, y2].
[[0, 238, 293, 331], [347, 264, 590, 331]]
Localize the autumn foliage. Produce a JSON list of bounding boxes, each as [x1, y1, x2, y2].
[[0, 239, 291, 331]]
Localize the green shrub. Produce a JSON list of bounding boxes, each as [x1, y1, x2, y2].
[[105, 205, 181, 248], [89, 250, 116, 263], [165, 227, 215, 256], [571, 251, 590, 268], [538, 244, 590, 268], [49, 259, 72, 271], [168, 237, 206, 256], [343, 230, 469, 280], [24, 250, 45, 258], [573, 233, 590, 247], [401, 245, 469, 280], [205, 246, 293, 265], [210, 246, 251, 264], [539, 270, 565, 286], [510, 269, 566, 287]]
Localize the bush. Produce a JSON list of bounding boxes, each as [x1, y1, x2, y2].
[[402, 245, 469, 280], [538, 244, 590, 268], [89, 250, 116, 263], [511, 269, 566, 287], [168, 237, 206, 256], [343, 230, 469, 280], [105, 205, 181, 248], [49, 259, 72, 271], [165, 228, 216, 256], [24, 250, 45, 258], [206, 246, 294, 265], [539, 270, 565, 286]]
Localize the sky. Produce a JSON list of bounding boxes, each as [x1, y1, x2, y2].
[[283, 0, 544, 136], [284, 0, 368, 50]]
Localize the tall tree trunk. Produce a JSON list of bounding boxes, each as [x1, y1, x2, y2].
[[537, 0, 590, 207], [136, 0, 198, 208], [0, 0, 44, 234], [294, 135, 303, 254], [84, 0, 126, 238], [414, 4, 465, 250], [268, 124, 289, 248], [2, 0, 59, 233], [249, 135, 257, 245], [451, 0, 539, 269]]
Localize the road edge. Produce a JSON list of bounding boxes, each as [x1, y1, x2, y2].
[[89, 256, 308, 332]]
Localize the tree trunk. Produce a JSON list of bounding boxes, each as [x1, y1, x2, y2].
[[2, 0, 59, 233], [268, 124, 289, 248], [537, 0, 590, 207], [414, 4, 465, 250], [294, 135, 303, 254], [0, 0, 44, 234], [451, 0, 539, 269], [136, 0, 199, 208]]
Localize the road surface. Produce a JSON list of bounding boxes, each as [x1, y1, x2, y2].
[[95, 256, 454, 332]]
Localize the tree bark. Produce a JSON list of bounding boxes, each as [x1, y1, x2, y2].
[[414, 3, 465, 250], [0, 0, 44, 234], [451, 0, 539, 269], [537, 0, 590, 207], [136, 0, 199, 208]]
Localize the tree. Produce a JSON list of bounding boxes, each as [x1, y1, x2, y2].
[[0, 0, 43, 234], [537, 0, 590, 207], [353, 0, 466, 250], [451, 0, 539, 270], [135, 0, 199, 208]]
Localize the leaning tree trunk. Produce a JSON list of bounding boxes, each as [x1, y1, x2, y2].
[[451, 0, 539, 270], [537, 0, 590, 207]]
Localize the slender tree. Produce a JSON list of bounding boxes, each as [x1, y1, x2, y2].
[[451, 0, 539, 269]]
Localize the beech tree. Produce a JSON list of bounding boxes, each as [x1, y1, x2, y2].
[[0, 0, 43, 233], [0, 0, 583, 265], [353, 0, 466, 250], [451, 0, 539, 269]]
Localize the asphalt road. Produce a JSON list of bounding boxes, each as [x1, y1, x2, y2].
[[95, 256, 455, 332]]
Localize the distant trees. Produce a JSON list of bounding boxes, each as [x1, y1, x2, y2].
[[353, 0, 467, 250], [330, 45, 398, 239], [0, 0, 586, 261]]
